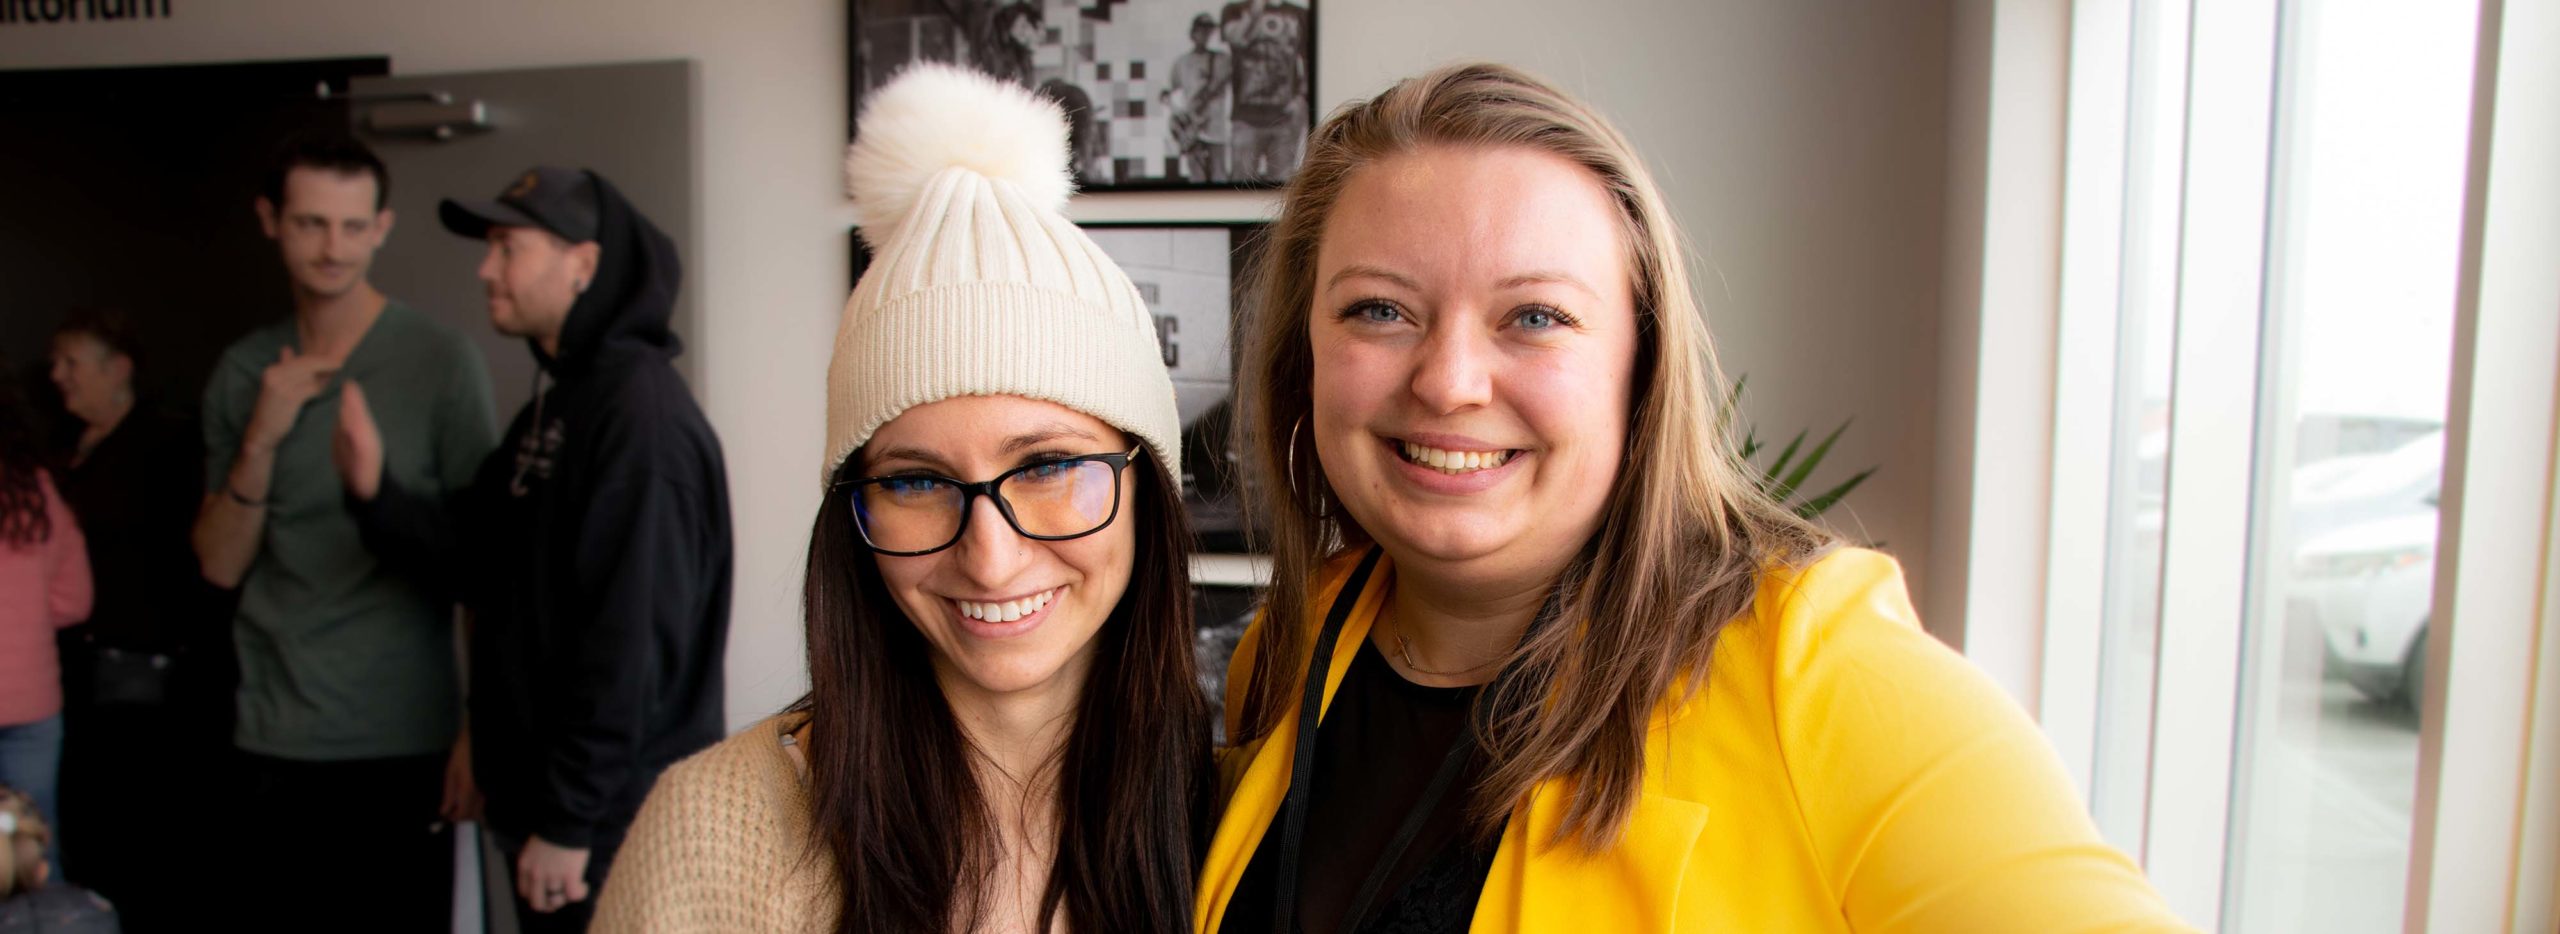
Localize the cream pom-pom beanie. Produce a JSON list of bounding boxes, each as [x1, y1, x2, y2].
[[825, 63, 1180, 487]]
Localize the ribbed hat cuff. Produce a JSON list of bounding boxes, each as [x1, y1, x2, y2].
[[823, 281, 1182, 487]]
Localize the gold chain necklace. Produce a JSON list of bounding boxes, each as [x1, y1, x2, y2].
[[1384, 606, 1502, 678]]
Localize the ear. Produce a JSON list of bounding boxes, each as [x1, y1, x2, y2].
[[569, 240, 603, 288], [104, 351, 135, 384], [254, 196, 279, 238], [374, 207, 397, 242]]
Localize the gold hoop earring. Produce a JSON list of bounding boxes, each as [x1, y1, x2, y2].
[[1286, 416, 1333, 519]]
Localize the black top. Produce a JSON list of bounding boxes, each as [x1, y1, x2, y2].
[[350, 171, 731, 850], [53, 406, 222, 655], [1222, 637, 1497, 934]]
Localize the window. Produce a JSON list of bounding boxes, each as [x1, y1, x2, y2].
[[2038, 0, 2548, 929]]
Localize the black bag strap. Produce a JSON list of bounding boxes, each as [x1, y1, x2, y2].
[[1270, 546, 1383, 934]]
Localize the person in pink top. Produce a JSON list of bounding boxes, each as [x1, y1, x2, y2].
[[0, 369, 92, 861]]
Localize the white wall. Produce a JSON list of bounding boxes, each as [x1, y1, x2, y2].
[[0, 0, 1955, 731], [1933, 0, 2069, 705]]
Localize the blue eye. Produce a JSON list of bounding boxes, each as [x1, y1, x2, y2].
[[1343, 301, 1404, 324], [1019, 461, 1074, 482], [1512, 306, 1574, 331]]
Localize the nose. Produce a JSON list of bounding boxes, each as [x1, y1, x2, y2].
[[946, 490, 1034, 590], [1407, 316, 1494, 414], [477, 243, 505, 289]]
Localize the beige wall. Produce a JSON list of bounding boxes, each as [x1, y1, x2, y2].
[[1933, 0, 2070, 706], [0, 0, 1955, 731]]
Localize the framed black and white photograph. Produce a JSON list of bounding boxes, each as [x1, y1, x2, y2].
[[1078, 221, 1263, 552], [848, 0, 1316, 190]]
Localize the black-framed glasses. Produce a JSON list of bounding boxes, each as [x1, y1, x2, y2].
[[835, 446, 1142, 556]]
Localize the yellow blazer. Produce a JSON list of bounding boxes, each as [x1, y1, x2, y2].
[[1195, 548, 2194, 933]]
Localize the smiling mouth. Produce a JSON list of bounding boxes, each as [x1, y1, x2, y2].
[[950, 587, 1059, 623], [1396, 440, 1520, 475]]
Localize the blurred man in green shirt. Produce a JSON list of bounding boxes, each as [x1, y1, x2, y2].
[[191, 132, 496, 932]]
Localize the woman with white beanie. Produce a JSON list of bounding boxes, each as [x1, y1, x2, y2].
[[593, 64, 1210, 934]]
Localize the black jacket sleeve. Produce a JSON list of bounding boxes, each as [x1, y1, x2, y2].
[[534, 424, 711, 848], [347, 470, 476, 596]]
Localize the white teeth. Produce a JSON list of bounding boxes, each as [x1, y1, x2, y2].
[[1400, 441, 1512, 475], [954, 588, 1056, 624]]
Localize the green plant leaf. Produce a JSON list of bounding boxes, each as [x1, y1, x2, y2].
[[1764, 430, 1808, 487], [1774, 420, 1853, 501], [1724, 373, 1878, 525], [1795, 466, 1876, 518]]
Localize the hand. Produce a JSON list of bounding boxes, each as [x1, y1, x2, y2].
[[333, 381, 386, 501], [517, 835, 592, 913], [439, 729, 481, 824], [246, 346, 338, 451]]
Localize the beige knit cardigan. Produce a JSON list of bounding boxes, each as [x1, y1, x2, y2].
[[592, 714, 836, 932]]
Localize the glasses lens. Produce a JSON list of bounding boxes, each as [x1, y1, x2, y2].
[[852, 476, 965, 552], [998, 458, 1121, 538]]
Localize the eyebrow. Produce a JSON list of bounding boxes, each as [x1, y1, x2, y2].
[[286, 211, 367, 227], [997, 423, 1100, 453], [1496, 270, 1601, 298], [1325, 264, 1420, 292], [867, 423, 1102, 473], [1325, 264, 1601, 299]]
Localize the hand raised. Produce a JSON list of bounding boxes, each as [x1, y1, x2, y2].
[[247, 346, 339, 451], [333, 380, 385, 501]]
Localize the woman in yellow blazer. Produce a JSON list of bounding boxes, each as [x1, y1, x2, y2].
[[1196, 63, 2196, 933]]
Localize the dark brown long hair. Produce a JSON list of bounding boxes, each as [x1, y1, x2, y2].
[[796, 449, 1209, 933], [1233, 63, 1837, 848], [0, 366, 53, 549]]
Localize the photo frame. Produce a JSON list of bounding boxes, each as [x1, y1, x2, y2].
[[847, 0, 1317, 191], [849, 220, 1268, 551]]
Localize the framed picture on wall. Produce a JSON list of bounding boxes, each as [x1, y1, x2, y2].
[[847, 219, 1267, 548], [1080, 221, 1265, 550], [847, 0, 1317, 190]]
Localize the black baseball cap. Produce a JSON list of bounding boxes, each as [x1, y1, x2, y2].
[[440, 166, 600, 243]]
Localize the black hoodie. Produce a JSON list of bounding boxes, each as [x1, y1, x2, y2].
[[357, 172, 731, 850]]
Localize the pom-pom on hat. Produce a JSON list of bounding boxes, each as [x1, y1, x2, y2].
[[826, 64, 1180, 488]]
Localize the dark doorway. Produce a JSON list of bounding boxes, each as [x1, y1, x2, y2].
[[0, 56, 389, 424]]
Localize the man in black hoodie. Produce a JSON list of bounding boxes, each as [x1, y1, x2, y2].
[[330, 166, 731, 930]]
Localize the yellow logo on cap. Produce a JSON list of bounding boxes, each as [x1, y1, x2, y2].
[[508, 171, 539, 199]]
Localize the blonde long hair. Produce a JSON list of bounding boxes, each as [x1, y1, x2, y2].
[[1234, 62, 1837, 848]]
